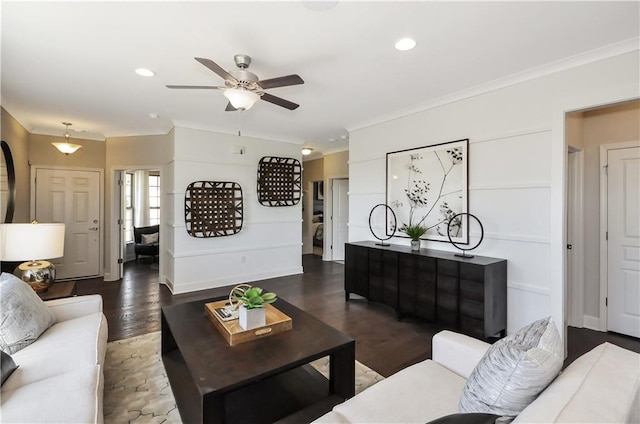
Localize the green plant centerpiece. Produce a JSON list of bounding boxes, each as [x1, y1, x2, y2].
[[231, 284, 278, 330], [403, 224, 427, 251], [233, 285, 278, 309]]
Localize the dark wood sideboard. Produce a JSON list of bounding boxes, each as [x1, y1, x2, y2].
[[345, 241, 507, 339]]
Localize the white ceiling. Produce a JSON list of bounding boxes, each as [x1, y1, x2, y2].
[[2, 1, 639, 157]]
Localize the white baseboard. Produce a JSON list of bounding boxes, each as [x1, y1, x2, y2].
[[583, 315, 603, 331]]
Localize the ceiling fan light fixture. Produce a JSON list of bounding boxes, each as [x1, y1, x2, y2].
[[51, 122, 82, 155], [301, 147, 313, 156], [224, 88, 260, 110]]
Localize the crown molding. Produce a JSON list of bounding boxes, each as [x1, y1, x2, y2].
[[30, 127, 106, 142], [346, 37, 640, 133]]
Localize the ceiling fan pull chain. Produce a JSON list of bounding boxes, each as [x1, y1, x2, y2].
[[238, 108, 244, 136]]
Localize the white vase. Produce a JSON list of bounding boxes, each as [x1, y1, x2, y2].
[[239, 305, 266, 330], [410, 239, 421, 251]]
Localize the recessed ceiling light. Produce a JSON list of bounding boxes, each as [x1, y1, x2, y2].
[[340, 135, 348, 140], [328, 138, 336, 142], [148, 113, 160, 119], [135, 68, 155, 77], [302, 147, 313, 156], [395, 38, 416, 51]]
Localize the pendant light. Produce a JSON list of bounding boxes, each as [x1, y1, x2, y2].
[[51, 122, 82, 155]]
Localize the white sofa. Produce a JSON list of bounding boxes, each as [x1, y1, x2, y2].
[[0, 295, 108, 424], [315, 331, 640, 423]]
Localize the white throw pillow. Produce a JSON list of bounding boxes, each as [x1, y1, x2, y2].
[[0, 272, 57, 354], [459, 316, 563, 417], [141, 232, 159, 244]]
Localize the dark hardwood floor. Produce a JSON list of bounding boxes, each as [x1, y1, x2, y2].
[[75, 254, 640, 377]]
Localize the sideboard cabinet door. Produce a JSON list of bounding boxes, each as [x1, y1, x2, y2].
[[345, 243, 369, 300]]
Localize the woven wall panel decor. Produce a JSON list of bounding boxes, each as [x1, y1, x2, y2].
[[257, 156, 302, 206], [185, 181, 243, 238]]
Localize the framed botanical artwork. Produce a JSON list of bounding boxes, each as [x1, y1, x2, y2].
[[386, 139, 469, 243]]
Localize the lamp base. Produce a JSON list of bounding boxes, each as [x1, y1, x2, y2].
[[14, 261, 56, 293]]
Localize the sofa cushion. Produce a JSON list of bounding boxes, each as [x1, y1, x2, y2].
[[316, 360, 466, 424], [0, 365, 103, 424], [3, 312, 107, 391], [459, 316, 562, 417], [514, 342, 640, 423], [0, 273, 56, 354], [1, 350, 18, 385]]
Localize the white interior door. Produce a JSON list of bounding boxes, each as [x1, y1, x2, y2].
[[607, 146, 640, 337], [35, 168, 101, 280], [332, 178, 349, 261], [118, 171, 125, 279]]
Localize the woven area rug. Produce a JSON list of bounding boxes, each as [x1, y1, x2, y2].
[[103, 331, 384, 424]]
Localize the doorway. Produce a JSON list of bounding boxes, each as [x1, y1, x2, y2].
[[565, 100, 640, 338], [32, 167, 102, 280], [116, 168, 161, 279], [311, 180, 324, 257]]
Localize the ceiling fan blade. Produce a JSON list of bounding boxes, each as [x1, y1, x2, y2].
[[195, 57, 237, 82], [225, 102, 237, 112], [166, 85, 224, 90], [261, 93, 300, 110], [258, 74, 304, 89]]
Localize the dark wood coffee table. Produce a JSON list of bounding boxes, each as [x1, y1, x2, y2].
[[161, 297, 355, 424]]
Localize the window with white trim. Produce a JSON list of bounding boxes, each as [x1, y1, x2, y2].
[[148, 174, 160, 226]]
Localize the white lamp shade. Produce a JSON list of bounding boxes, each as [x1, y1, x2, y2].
[[52, 142, 83, 154], [0, 223, 65, 261], [223, 89, 260, 110]]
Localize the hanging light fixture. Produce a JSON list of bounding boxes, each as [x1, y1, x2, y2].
[[51, 122, 82, 155], [223, 88, 260, 110]]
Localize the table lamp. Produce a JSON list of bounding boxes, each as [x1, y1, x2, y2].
[[0, 221, 65, 292]]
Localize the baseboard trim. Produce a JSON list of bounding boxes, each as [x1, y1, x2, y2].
[[169, 267, 303, 294], [583, 315, 603, 331]]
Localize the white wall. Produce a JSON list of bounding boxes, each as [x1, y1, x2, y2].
[[167, 127, 302, 294], [348, 51, 639, 336]]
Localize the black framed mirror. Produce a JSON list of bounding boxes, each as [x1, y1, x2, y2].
[[1, 140, 16, 223]]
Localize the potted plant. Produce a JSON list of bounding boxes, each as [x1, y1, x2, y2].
[[403, 224, 427, 251], [232, 285, 278, 330]]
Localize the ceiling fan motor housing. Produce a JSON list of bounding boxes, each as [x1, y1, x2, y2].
[[228, 69, 260, 91], [234, 54, 252, 69]]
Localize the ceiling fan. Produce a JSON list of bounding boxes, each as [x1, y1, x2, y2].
[[167, 54, 304, 111]]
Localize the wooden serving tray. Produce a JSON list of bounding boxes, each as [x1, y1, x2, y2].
[[205, 300, 293, 346]]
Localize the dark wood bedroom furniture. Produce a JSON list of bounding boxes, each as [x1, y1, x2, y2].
[[345, 241, 507, 339]]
